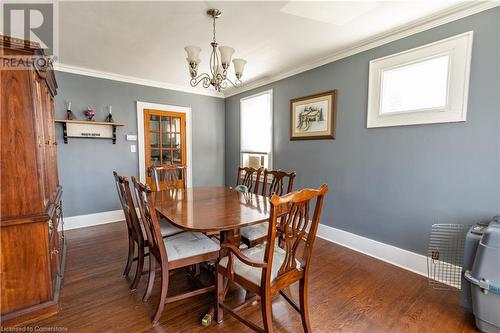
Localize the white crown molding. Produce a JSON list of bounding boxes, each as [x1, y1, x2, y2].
[[53, 63, 225, 99], [224, 1, 499, 98]]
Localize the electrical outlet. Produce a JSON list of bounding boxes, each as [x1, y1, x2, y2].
[[130, 145, 136, 153]]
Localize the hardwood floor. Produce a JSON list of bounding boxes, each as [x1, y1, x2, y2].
[[22, 222, 477, 332]]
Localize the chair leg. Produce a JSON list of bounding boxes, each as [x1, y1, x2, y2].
[[130, 245, 144, 291], [299, 278, 312, 333], [123, 237, 134, 277], [215, 269, 223, 323], [143, 254, 156, 301], [152, 266, 168, 325], [261, 293, 273, 333]]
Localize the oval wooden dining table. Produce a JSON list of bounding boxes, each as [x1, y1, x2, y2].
[[153, 186, 273, 326], [153, 186, 271, 243]]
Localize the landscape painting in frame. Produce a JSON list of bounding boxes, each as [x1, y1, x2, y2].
[[290, 90, 337, 140]]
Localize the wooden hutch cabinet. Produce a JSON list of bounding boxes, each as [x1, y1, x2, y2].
[[0, 35, 66, 325]]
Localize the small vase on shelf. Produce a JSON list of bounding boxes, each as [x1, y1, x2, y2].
[[84, 106, 95, 121]]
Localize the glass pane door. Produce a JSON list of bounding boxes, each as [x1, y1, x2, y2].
[[144, 110, 186, 188]]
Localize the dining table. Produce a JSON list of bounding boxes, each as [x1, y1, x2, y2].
[[153, 186, 274, 326], [153, 186, 272, 244]]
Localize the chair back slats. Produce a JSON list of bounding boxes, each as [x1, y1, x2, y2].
[[150, 165, 186, 191], [113, 172, 142, 241], [279, 200, 310, 275], [261, 169, 296, 197], [236, 166, 263, 194], [268, 184, 328, 278], [131, 176, 168, 263]]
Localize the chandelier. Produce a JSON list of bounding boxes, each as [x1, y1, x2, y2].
[[184, 9, 246, 92]]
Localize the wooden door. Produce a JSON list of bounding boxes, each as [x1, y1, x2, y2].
[[144, 109, 187, 188]]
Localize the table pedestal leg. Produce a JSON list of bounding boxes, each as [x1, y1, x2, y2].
[[202, 229, 239, 326]]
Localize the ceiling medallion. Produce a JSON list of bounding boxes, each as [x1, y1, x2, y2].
[[184, 9, 246, 92]]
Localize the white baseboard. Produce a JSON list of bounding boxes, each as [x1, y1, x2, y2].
[[317, 224, 427, 277], [63, 210, 124, 230], [62, 209, 428, 277]]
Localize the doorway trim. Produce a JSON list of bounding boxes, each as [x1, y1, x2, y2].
[[136, 101, 193, 187]]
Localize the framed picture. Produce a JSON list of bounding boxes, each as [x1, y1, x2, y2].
[[290, 90, 337, 140]]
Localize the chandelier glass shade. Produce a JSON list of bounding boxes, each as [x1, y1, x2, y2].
[[184, 9, 246, 92]]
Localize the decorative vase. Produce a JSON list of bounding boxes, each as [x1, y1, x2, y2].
[[84, 106, 95, 121]]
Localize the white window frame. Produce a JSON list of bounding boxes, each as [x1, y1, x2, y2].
[[239, 89, 273, 171], [367, 31, 473, 128]]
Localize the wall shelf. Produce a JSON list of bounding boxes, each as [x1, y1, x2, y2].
[[55, 120, 125, 144]]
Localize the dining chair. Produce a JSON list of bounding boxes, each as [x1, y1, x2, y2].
[[113, 172, 183, 291], [131, 177, 220, 324], [149, 165, 186, 191], [215, 184, 328, 333], [240, 169, 297, 247], [236, 166, 264, 194]]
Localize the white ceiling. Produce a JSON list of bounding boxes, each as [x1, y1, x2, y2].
[[54, 1, 488, 96]]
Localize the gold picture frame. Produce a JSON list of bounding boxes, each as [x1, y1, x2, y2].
[[290, 90, 337, 140]]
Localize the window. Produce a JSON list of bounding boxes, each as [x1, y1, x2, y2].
[[380, 55, 449, 114], [367, 31, 473, 128], [240, 90, 273, 170]]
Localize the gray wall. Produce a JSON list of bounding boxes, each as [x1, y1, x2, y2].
[[54, 72, 225, 216], [225, 8, 500, 255]]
